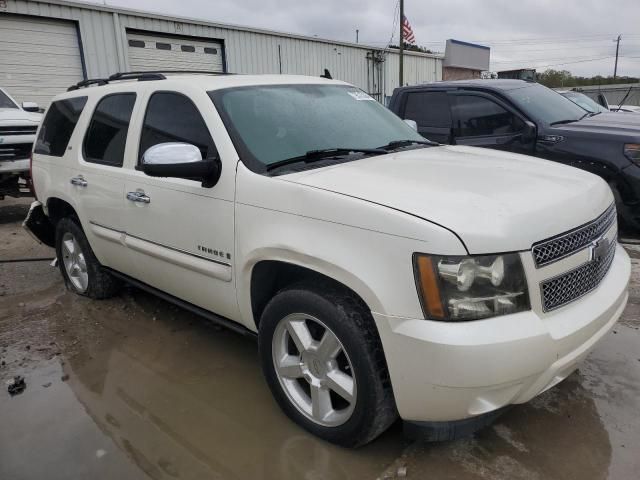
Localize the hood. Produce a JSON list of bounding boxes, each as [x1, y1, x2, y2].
[[0, 108, 42, 124], [553, 112, 640, 137], [283, 145, 613, 253]]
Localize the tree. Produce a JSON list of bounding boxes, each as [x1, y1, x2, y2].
[[537, 69, 639, 88], [387, 44, 434, 54]]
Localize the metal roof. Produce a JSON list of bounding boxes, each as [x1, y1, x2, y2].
[[34, 0, 443, 59]]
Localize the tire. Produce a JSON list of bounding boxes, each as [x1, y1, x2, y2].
[[608, 181, 640, 234], [55, 217, 120, 299], [258, 280, 397, 447]]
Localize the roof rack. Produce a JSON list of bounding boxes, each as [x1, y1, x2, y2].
[[67, 78, 109, 91], [67, 70, 233, 91]]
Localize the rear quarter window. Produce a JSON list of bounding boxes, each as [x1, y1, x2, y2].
[[34, 97, 88, 157]]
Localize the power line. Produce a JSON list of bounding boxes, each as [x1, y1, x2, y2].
[[492, 56, 616, 69], [492, 51, 640, 64], [415, 33, 640, 45]]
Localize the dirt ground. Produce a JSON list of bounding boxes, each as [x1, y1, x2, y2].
[[1, 197, 639, 480]]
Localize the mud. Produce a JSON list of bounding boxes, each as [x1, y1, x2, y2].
[[1, 197, 639, 480]]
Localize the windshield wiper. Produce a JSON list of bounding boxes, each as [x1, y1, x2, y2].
[[378, 139, 439, 150], [550, 118, 579, 126], [266, 147, 386, 172], [550, 112, 590, 126]]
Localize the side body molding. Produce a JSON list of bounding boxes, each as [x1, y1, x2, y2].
[[88, 221, 232, 283]]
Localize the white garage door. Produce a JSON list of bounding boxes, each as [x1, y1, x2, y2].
[[0, 15, 84, 108], [126, 32, 224, 73]]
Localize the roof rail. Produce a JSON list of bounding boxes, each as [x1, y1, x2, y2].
[[111, 70, 234, 77], [108, 72, 167, 81], [67, 78, 109, 91], [67, 70, 233, 92]]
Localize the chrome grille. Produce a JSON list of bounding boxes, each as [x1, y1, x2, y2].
[[0, 143, 32, 161], [541, 236, 616, 312], [532, 204, 616, 268]]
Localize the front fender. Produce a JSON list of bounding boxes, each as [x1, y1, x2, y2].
[[239, 246, 386, 330]]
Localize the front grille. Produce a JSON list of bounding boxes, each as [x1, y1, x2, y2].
[[0, 143, 32, 161], [0, 126, 38, 135], [541, 235, 616, 312], [532, 204, 616, 268]]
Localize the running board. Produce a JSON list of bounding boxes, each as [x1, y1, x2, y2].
[[106, 269, 256, 338]]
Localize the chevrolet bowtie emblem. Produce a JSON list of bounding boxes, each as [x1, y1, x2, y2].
[[590, 237, 609, 262]]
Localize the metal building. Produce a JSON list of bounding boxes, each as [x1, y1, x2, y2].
[[0, 0, 443, 107]]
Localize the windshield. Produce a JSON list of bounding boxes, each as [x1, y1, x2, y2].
[[560, 91, 608, 114], [210, 84, 424, 170], [504, 83, 587, 125], [0, 89, 18, 109]]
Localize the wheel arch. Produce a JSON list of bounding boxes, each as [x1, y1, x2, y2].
[[46, 196, 80, 225], [244, 252, 384, 331]]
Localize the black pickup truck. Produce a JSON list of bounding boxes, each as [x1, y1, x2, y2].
[[389, 80, 640, 231]]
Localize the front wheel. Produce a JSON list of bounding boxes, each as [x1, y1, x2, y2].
[[258, 281, 397, 447]]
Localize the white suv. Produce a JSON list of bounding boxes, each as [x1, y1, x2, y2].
[[0, 87, 42, 199], [25, 72, 630, 447]]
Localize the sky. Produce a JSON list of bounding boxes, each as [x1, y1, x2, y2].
[[84, 0, 640, 77]]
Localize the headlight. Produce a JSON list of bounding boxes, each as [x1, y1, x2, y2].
[[624, 143, 640, 164], [413, 252, 530, 321]]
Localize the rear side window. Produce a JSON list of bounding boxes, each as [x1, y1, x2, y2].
[[452, 95, 524, 137], [34, 97, 87, 156], [83, 93, 136, 167], [139, 92, 216, 162], [403, 91, 451, 128]]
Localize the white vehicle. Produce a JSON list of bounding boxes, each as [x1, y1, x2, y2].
[[609, 104, 640, 114], [0, 87, 42, 199], [25, 72, 630, 447]]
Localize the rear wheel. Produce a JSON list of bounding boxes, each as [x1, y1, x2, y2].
[[258, 281, 397, 447], [55, 217, 120, 299]]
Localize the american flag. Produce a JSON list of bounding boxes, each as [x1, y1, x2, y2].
[[402, 15, 416, 45]]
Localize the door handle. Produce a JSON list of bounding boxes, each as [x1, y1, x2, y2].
[[126, 190, 151, 204], [70, 176, 87, 187]]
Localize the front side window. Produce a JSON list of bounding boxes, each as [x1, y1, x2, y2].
[[452, 95, 524, 137], [34, 97, 88, 157], [404, 91, 451, 128], [83, 93, 136, 166], [139, 92, 216, 162], [0, 89, 18, 109], [210, 84, 423, 170]]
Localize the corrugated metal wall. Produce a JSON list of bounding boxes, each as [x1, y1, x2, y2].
[[3, 0, 443, 100]]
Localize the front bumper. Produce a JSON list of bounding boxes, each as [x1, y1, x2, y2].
[[374, 244, 630, 422], [0, 158, 29, 175]]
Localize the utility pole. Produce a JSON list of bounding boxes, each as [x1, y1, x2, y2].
[[399, 0, 404, 87], [614, 34, 621, 79], [356, 29, 359, 43]]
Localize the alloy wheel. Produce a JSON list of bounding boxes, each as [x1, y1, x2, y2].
[[272, 313, 357, 427], [61, 232, 88, 293]]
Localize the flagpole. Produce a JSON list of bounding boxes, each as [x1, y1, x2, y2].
[[399, 0, 404, 87]]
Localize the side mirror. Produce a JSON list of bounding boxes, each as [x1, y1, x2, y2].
[[404, 119, 418, 131], [522, 120, 537, 143], [141, 142, 221, 188], [22, 101, 40, 112]]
